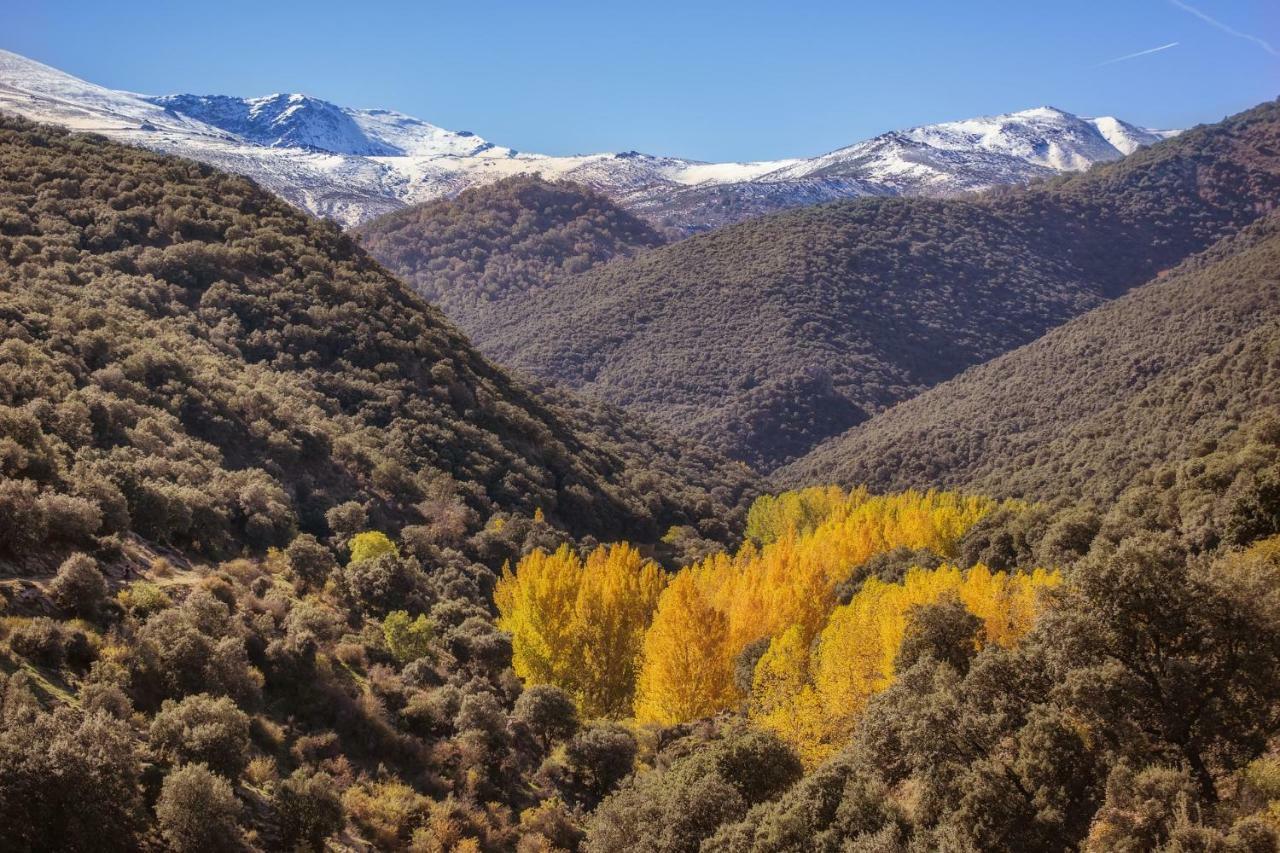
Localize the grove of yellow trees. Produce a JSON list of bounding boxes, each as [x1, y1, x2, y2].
[[494, 543, 664, 718], [496, 489, 1060, 760]]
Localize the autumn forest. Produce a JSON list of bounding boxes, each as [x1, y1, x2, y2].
[[1, 83, 1280, 853]]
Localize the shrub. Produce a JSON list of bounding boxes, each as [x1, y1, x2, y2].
[[338, 552, 425, 617], [272, 769, 345, 851], [8, 617, 67, 667], [286, 533, 337, 590], [513, 685, 579, 753], [455, 691, 508, 739], [81, 681, 133, 719], [325, 502, 368, 544], [0, 477, 46, 556], [518, 797, 585, 852], [149, 693, 252, 777], [39, 492, 103, 544], [349, 530, 398, 564], [155, 763, 242, 853], [48, 553, 107, 616], [116, 580, 171, 617], [342, 779, 426, 848], [564, 723, 637, 808], [0, 707, 144, 852], [383, 611, 434, 664]]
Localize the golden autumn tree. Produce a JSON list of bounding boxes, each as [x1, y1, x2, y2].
[[748, 626, 826, 765], [494, 543, 664, 718], [743, 485, 857, 546], [634, 571, 736, 725], [574, 543, 666, 718], [493, 544, 583, 692]]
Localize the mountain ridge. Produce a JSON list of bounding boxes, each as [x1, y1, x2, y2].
[[777, 210, 1280, 509], [0, 48, 1175, 231], [464, 100, 1280, 470]]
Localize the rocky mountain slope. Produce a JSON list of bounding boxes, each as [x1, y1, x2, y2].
[[0, 48, 1173, 231]]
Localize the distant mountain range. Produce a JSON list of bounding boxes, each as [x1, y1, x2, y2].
[[0, 48, 1175, 231], [437, 102, 1280, 470]]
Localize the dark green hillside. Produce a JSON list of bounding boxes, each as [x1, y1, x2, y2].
[[0, 116, 755, 563], [475, 101, 1280, 470], [353, 175, 668, 333], [782, 213, 1280, 513]]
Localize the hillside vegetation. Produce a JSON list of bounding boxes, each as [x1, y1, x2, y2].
[[473, 101, 1280, 469], [783, 212, 1280, 511], [0, 115, 756, 567], [353, 176, 668, 335], [4, 115, 1280, 852]]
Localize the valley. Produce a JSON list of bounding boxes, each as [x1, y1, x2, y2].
[[1, 31, 1278, 853]]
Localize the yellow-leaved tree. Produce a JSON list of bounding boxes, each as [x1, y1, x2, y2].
[[743, 485, 857, 546], [574, 544, 667, 718], [633, 571, 736, 725], [494, 543, 664, 718], [748, 625, 826, 765]]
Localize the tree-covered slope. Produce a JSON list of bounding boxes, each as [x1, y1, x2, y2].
[[474, 100, 1280, 471], [781, 213, 1280, 502], [0, 116, 756, 563], [352, 176, 668, 335]]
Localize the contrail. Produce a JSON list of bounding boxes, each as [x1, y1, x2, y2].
[[1096, 41, 1180, 67], [1170, 0, 1278, 57]]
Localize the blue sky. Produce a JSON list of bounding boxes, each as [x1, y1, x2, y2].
[[7, 0, 1278, 162]]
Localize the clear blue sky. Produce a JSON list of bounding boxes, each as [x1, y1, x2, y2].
[[7, 0, 1278, 162]]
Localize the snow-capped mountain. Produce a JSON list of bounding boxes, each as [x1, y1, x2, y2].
[[0, 49, 1177, 231]]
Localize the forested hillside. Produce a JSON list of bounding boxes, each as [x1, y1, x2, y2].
[[783, 212, 1280, 507], [353, 176, 668, 335], [4, 113, 1280, 852], [0, 116, 756, 566], [474, 101, 1280, 469]]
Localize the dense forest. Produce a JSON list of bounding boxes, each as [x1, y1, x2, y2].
[[783, 210, 1280, 503], [0, 115, 757, 567], [464, 101, 1280, 469], [3, 102, 1280, 853], [353, 177, 668, 335]]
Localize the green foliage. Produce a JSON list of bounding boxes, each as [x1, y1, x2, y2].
[[7, 614, 93, 666], [338, 551, 427, 618], [0, 114, 755, 561], [561, 722, 638, 809], [588, 727, 804, 853], [155, 763, 243, 853], [383, 610, 434, 664], [788, 215, 1280, 517], [513, 684, 579, 753], [285, 533, 337, 590], [148, 693, 252, 777], [894, 594, 982, 676], [116, 580, 171, 617], [0, 707, 145, 852], [47, 553, 107, 616], [272, 769, 345, 851]]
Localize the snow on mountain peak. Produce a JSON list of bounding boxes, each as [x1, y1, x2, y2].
[[144, 91, 507, 159], [0, 48, 1180, 231]]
